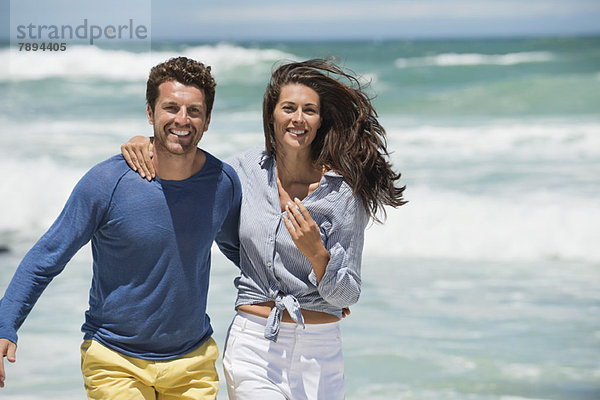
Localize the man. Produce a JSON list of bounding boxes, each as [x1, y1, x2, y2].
[[0, 57, 241, 399]]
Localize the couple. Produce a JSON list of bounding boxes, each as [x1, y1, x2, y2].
[[0, 56, 405, 399]]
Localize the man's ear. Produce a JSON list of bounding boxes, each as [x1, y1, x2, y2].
[[146, 104, 154, 125], [203, 113, 211, 132]]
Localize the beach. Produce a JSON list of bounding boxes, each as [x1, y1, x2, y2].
[[1, 37, 599, 399]]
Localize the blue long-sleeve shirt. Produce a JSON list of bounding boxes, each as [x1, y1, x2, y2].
[[224, 149, 369, 341], [0, 153, 241, 360]]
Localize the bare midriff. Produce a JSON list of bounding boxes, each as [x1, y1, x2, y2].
[[237, 301, 340, 324]]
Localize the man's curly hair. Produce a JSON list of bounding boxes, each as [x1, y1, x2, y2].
[[146, 56, 216, 116]]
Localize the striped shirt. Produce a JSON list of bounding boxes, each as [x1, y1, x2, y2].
[[224, 149, 369, 341]]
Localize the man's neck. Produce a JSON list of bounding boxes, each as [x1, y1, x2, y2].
[[152, 147, 206, 181]]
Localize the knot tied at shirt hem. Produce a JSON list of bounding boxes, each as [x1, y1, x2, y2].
[[264, 293, 304, 341]]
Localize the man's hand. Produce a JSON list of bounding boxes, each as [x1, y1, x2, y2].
[[0, 338, 17, 388]]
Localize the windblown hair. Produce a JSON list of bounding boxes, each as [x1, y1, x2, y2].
[[146, 56, 216, 116], [263, 59, 406, 222]]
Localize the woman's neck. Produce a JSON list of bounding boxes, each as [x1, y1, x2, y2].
[[275, 148, 323, 206], [275, 148, 321, 186]]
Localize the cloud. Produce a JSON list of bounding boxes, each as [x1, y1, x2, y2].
[[5, 0, 599, 41], [145, 0, 600, 41], [184, 0, 600, 22]]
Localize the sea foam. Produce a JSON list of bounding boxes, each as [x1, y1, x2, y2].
[[364, 185, 600, 263], [395, 51, 554, 68], [1, 43, 295, 81]]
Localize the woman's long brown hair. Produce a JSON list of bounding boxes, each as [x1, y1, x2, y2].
[[263, 59, 406, 222]]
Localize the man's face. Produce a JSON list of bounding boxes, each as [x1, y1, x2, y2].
[[147, 80, 211, 156]]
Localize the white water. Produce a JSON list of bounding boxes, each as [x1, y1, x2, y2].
[[2, 44, 295, 82], [1, 39, 598, 399], [395, 51, 555, 68]]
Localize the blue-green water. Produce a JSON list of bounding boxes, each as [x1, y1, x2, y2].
[[0, 37, 599, 399]]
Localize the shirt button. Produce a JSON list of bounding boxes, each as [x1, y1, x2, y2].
[[267, 262, 272, 268], [268, 236, 274, 242]]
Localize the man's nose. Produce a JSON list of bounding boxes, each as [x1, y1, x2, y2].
[[175, 107, 189, 125]]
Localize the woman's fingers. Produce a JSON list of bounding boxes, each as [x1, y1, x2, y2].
[[283, 199, 329, 271], [285, 204, 301, 231], [142, 142, 155, 180], [285, 199, 320, 242], [294, 197, 313, 222], [121, 137, 155, 181], [121, 143, 139, 171], [136, 147, 153, 181], [282, 214, 296, 237], [287, 199, 310, 225]]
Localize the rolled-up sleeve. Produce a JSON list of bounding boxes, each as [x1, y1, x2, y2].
[[308, 195, 369, 308]]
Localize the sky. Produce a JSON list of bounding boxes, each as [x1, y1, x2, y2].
[[2, 0, 600, 42]]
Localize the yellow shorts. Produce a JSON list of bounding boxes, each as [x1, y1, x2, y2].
[[80, 338, 219, 400]]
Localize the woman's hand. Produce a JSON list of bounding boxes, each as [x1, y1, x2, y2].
[[121, 136, 155, 181], [283, 198, 330, 282]]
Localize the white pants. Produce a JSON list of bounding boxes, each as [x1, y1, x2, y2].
[[223, 311, 345, 400]]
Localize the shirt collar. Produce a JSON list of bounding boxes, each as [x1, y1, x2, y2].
[[258, 150, 271, 168], [259, 151, 343, 179]]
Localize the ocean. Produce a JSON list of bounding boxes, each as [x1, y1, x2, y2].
[[0, 36, 599, 399]]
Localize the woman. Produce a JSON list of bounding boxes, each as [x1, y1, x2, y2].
[[122, 59, 406, 399]]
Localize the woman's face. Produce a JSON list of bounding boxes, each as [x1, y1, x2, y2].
[[272, 83, 322, 154]]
